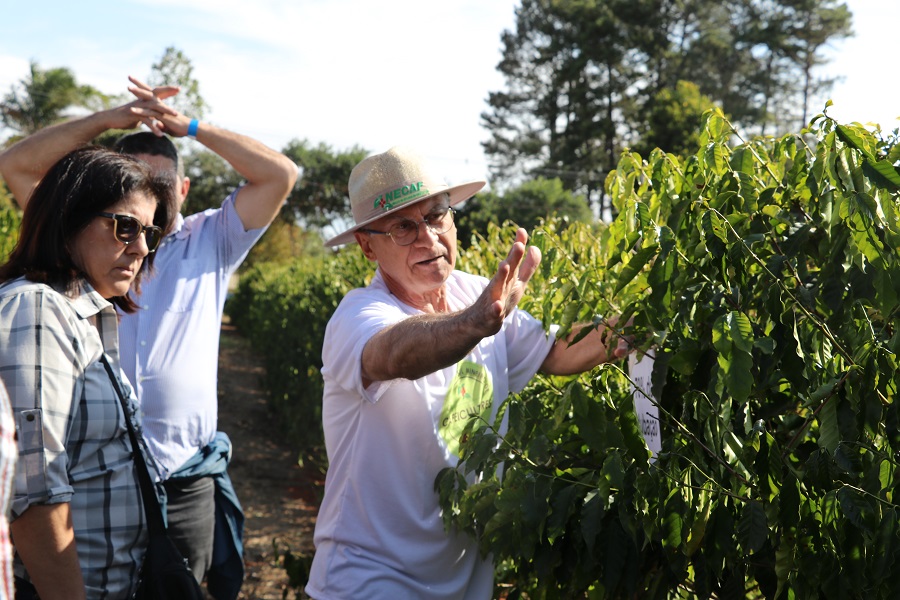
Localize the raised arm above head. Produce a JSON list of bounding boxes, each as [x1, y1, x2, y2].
[[0, 84, 178, 208], [128, 77, 299, 230]]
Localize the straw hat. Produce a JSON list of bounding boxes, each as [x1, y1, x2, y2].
[[325, 146, 486, 247]]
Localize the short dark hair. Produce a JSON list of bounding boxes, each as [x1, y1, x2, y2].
[[0, 146, 174, 313], [115, 131, 184, 182]]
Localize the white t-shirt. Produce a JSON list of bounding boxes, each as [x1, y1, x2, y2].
[[306, 269, 557, 600]]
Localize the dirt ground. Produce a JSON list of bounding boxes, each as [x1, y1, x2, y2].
[[215, 320, 323, 599]]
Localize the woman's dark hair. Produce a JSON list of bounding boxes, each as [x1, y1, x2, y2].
[[0, 146, 174, 313]]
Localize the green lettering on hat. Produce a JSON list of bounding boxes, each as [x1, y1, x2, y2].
[[372, 182, 429, 212]]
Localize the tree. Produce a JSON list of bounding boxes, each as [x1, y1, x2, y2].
[[242, 219, 326, 270], [148, 47, 209, 120], [181, 147, 333, 265], [482, 0, 854, 213], [631, 80, 716, 157], [483, 0, 657, 216], [280, 140, 367, 233], [646, 1, 762, 132], [777, 0, 853, 127], [1, 61, 107, 144], [456, 177, 592, 247], [181, 150, 245, 216]]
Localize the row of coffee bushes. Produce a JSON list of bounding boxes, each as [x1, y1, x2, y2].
[[225, 249, 372, 462], [438, 111, 900, 598]]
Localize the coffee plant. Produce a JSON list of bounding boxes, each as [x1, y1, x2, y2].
[[437, 108, 900, 599], [226, 249, 371, 462]]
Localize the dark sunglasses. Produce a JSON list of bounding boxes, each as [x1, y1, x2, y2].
[[95, 212, 163, 253]]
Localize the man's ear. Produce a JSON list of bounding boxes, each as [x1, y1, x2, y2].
[[354, 231, 378, 262], [181, 176, 191, 199]]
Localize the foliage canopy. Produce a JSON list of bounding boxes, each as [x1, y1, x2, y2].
[[1, 61, 108, 145], [456, 176, 593, 247], [482, 0, 853, 215], [437, 109, 900, 598]]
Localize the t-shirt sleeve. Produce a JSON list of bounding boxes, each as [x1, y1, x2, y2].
[[504, 308, 558, 394], [214, 188, 270, 270], [0, 290, 80, 515], [321, 289, 408, 403]]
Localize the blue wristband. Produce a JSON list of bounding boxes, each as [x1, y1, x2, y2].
[[187, 119, 199, 138]]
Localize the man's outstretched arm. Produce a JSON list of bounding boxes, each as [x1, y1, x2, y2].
[[360, 228, 542, 386]]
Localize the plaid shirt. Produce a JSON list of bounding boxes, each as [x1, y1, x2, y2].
[[0, 381, 15, 600], [0, 278, 152, 600]]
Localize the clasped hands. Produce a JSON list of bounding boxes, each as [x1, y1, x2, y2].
[[121, 75, 189, 137]]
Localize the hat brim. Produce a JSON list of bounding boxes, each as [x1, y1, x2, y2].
[[325, 179, 486, 247]]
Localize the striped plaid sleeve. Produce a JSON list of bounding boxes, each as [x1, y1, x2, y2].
[[0, 286, 82, 517]]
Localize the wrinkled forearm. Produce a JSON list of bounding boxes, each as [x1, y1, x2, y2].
[[361, 307, 488, 385], [540, 322, 619, 376]]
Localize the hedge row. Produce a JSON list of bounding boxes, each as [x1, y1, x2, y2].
[[437, 111, 900, 598], [225, 249, 372, 462]]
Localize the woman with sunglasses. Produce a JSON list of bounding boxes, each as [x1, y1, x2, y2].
[[0, 146, 173, 600]]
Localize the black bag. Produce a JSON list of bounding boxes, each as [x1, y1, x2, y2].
[[133, 533, 205, 600], [102, 356, 205, 600]]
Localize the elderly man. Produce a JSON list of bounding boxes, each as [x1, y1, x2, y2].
[[306, 146, 628, 600]]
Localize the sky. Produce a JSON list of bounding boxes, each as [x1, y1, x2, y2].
[[1, 0, 898, 193]]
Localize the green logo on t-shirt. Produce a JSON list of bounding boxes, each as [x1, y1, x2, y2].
[[440, 361, 494, 457]]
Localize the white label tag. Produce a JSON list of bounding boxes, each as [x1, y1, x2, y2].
[[628, 350, 661, 461]]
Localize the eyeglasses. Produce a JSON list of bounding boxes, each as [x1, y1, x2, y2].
[[95, 212, 163, 253], [360, 207, 455, 247]]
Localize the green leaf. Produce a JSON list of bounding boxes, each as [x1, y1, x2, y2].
[[806, 377, 841, 406], [774, 537, 795, 599], [581, 491, 605, 557], [635, 200, 652, 230], [662, 492, 685, 550], [713, 312, 754, 403], [614, 244, 658, 295], [557, 300, 580, 334], [728, 312, 754, 354], [668, 341, 701, 375], [837, 486, 874, 533], [684, 489, 712, 557], [871, 510, 897, 583], [619, 394, 650, 466], [599, 452, 625, 493], [701, 210, 728, 244], [547, 484, 578, 541], [836, 124, 876, 161], [817, 398, 840, 453], [521, 476, 551, 532], [862, 157, 900, 192], [730, 146, 755, 175], [878, 458, 894, 493], [737, 500, 767, 554]]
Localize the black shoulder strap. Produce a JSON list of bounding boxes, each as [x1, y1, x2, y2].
[[100, 354, 166, 535]]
